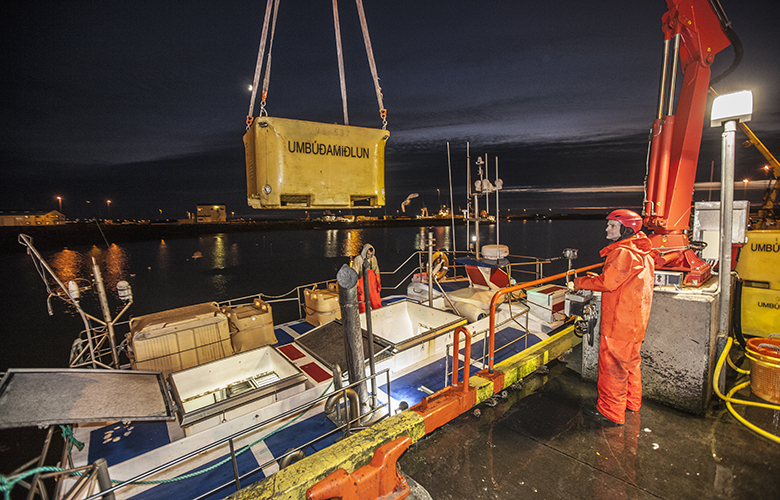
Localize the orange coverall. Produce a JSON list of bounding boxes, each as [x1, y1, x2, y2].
[[576, 232, 655, 424]]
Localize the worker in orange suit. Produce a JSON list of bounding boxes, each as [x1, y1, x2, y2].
[[352, 243, 382, 313], [574, 209, 655, 426]]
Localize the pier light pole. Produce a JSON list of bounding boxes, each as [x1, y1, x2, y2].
[[710, 89, 752, 393]]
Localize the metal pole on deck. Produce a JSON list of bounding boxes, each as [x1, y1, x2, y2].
[[337, 265, 370, 414], [361, 260, 378, 410], [95, 458, 116, 500], [92, 258, 120, 368], [427, 231, 434, 306], [711, 90, 753, 395], [718, 120, 736, 339]]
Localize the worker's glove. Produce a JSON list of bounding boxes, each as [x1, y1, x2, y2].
[[567, 281, 575, 292]]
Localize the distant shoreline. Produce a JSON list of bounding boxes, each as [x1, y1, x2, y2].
[[0, 213, 606, 253]]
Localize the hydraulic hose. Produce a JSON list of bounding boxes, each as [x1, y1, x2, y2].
[[713, 336, 780, 444], [708, 0, 743, 86]]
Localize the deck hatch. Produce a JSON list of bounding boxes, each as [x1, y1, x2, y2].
[[0, 369, 173, 429]]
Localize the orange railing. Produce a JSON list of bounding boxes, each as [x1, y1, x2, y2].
[[451, 326, 472, 390], [486, 263, 604, 373]]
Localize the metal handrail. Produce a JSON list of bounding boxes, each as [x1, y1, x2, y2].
[[82, 368, 391, 500], [451, 326, 472, 390], [485, 263, 604, 373]]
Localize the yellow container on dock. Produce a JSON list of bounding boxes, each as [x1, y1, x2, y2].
[[226, 299, 277, 352], [244, 117, 388, 209], [736, 230, 780, 338], [129, 302, 233, 377], [304, 285, 341, 326]]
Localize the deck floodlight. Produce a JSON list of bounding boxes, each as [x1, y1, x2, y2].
[[711, 90, 753, 127]]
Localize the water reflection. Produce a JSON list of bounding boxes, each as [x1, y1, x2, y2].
[[48, 244, 130, 303], [196, 234, 243, 298], [92, 244, 129, 291], [324, 229, 365, 258], [157, 240, 170, 273], [413, 226, 452, 252], [49, 248, 85, 286]]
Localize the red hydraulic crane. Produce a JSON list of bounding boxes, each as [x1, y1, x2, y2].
[[643, 0, 736, 286]]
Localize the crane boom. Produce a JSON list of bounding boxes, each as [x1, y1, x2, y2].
[[643, 0, 733, 286]]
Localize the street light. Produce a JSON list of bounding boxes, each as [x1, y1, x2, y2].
[[106, 200, 111, 217], [56, 196, 62, 212], [742, 179, 749, 198]]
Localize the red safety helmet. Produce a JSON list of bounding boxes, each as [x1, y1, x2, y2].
[[607, 209, 642, 233]]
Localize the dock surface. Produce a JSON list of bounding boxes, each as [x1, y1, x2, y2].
[[398, 357, 779, 499]]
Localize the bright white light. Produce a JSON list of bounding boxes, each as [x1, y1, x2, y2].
[[711, 90, 753, 126]]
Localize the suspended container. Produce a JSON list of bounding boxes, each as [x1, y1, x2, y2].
[[244, 117, 388, 209]]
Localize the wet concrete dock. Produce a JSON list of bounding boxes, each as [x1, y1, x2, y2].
[[399, 355, 780, 499]]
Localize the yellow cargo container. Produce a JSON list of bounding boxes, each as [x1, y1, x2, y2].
[[244, 117, 388, 209], [736, 230, 780, 338]]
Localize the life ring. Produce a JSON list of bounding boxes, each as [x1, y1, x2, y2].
[[429, 251, 449, 281]]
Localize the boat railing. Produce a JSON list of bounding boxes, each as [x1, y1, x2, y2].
[[73, 368, 392, 500], [485, 262, 604, 373], [444, 299, 533, 383], [380, 249, 556, 293]]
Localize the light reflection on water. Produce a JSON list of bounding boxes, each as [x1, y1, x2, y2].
[[413, 225, 453, 252], [49, 248, 84, 285], [325, 229, 365, 258], [3, 221, 608, 371], [48, 244, 130, 299]]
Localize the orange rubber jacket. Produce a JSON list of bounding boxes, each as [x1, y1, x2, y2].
[[575, 232, 655, 343]]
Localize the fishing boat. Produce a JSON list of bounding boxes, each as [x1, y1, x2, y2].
[[0, 174, 601, 500]]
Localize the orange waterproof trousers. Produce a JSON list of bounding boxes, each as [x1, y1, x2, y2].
[[596, 335, 643, 425], [357, 270, 382, 313]]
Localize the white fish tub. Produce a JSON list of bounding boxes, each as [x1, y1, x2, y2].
[[169, 346, 307, 434], [359, 300, 467, 373]]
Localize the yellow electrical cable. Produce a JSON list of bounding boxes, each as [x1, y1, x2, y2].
[[726, 351, 750, 374], [713, 337, 780, 444]]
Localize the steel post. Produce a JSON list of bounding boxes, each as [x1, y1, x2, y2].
[[361, 260, 377, 410], [337, 264, 370, 414]]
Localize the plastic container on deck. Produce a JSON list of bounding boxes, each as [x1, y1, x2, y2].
[[746, 337, 780, 404], [129, 303, 233, 377], [226, 299, 277, 352], [304, 285, 341, 326]]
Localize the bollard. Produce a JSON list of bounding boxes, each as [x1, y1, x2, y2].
[[337, 264, 370, 415]]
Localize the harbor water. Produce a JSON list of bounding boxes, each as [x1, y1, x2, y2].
[[0, 219, 606, 372]]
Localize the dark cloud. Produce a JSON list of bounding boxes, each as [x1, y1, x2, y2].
[[1, 1, 778, 219]]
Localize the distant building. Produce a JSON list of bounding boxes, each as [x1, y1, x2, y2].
[[196, 205, 226, 223], [0, 210, 66, 226]]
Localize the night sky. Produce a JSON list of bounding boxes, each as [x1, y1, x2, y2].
[[2, 1, 778, 220]]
